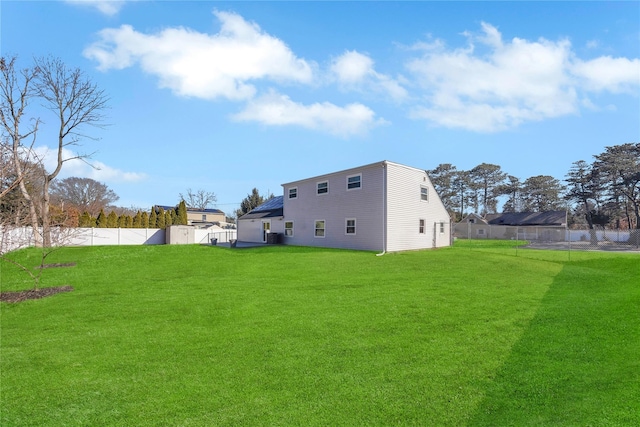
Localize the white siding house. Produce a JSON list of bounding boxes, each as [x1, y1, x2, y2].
[[238, 161, 451, 252], [236, 196, 285, 243]]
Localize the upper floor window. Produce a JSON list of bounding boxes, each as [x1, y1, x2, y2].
[[420, 186, 429, 201], [288, 187, 297, 199], [202, 214, 207, 221], [347, 174, 361, 190], [317, 181, 328, 195]]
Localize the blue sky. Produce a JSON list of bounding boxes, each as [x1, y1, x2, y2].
[[2, 1, 639, 215]]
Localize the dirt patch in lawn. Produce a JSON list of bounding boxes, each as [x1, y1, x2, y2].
[[37, 262, 77, 269], [0, 285, 74, 303]]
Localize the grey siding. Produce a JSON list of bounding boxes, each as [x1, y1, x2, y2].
[[283, 163, 385, 251], [386, 162, 451, 252]]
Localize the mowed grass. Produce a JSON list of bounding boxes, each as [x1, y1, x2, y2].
[[1, 242, 638, 426]]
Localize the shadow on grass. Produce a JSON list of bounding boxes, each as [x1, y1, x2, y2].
[[468, 257, 640, 426]]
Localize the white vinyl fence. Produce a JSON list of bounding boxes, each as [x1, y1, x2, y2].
[[1, 226, 239, 254], [1, 226, 165, 254]]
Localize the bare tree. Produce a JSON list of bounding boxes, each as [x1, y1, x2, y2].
[[33, 56, 109, 246], [179, 188, 217, 210], [0, 56, 43, 245], [50, 177, 118, 217]]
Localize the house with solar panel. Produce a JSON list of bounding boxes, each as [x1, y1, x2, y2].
[[236, 161, 451, 252]]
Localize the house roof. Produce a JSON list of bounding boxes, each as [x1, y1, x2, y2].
[[459, 213, 488, 224], [239, 196, 284, 220], [155, 205, 224, 214], [484, 211, 567, 226], [281, 160, 429, 187]]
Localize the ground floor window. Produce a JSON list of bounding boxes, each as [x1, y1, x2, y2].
[[346, 218, 356, 235], [285, 221, 294, 236], [439, 222, 445, 233], [419, 219, 425, 234], [315, 220, 325, 237]]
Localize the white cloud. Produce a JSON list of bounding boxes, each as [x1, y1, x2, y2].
[[32, 146, 146, 183], [572, 56, 640, 93], [331, 50, 408, 101], [232, 91, 385, 138], [331, 51, 374, 83], [65, 0, 130, 16], [84, 10, 314, 101], [405, 22, 639, 132]]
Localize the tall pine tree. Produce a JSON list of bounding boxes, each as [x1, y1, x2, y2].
[[96, 209, 107, 228], [176, 200, 188, 225]]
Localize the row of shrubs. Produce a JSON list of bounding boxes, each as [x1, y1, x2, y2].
[[78, 202, 188, 229]]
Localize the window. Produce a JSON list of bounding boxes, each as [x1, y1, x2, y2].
[[420, 186, 429, 201], [315, 220, 325, 238], [478, 229, 485, 235], [419, 219, 425, 234], [347, 174, 361, 190], [439, 222, 445, 233], [317, 181, 328, 195], [288, 187, 297, 199], [285, 221, 294, 236], [201, 214, 207, 221], [346, 218, 356, 235]]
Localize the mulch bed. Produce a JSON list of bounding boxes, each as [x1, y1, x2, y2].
[[1, 262, 77, 303], [0, 286, 75, 303]]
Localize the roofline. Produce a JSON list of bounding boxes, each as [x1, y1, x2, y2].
[[281, 160, 429, 187]]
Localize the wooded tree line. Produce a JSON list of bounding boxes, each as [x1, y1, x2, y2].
[[429, 142, 640, 230]]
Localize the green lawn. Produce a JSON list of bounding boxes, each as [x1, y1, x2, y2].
[[1, 242, 638, 426]]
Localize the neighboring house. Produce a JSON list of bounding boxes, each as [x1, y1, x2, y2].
[[185, 207, 227, 227], [454, 211, 568, 241], [237, 160, 451, 252]]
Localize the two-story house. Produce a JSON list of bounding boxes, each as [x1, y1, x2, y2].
[[237, 161, 451, 252]]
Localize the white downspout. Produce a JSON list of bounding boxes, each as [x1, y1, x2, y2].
[[376, 162, 386, 256]]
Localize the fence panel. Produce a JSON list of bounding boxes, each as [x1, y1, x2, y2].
[[197, 230, 237, 245], [453, 223, 639, 251]]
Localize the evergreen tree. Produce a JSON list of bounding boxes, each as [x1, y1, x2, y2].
[[125, 215, 133, 228], [96, 209, 107, 228], [106, 211, 118, 228], [176, 200, 188, 225], [132, 211, 142, 228], [149, 210, 157, 229], [165, 210, 173, 228], [78, 211, 96, 227], [117, 214, 127, 228], [156, 207, 166, 229], [141, 211, 149, 228], [521, 175, 566, 212], [236, 188, 273, 218]]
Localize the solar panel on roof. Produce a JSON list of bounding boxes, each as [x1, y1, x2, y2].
[[252, 196, 284, 212]]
